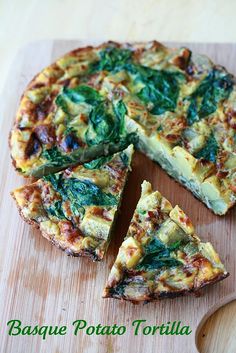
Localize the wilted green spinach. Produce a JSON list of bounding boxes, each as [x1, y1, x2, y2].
[[186, 68, 233, 125], [43, 174, 118, 219], [194, 133, 219, 163], [136, 237, 182, 271]]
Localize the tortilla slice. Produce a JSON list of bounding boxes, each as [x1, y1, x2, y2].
[[11, 145, 133, 261], [103, 180, 228, 301]]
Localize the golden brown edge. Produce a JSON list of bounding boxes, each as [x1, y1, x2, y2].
[[102, 272, 230, 303], [10, 155, 132, 261], [10, 190, 102, 261]]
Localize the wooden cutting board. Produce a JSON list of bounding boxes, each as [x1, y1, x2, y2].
[[0, 40, 235, 353]]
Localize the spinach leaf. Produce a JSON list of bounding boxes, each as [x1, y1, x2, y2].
[[113, 100, 127, 135], [62, 85, 102, 105], [109, 283, 125, 297], [120, 151, 129, 166], [85, 102, 115, 145], [85, 99, 127, 146], [144, 237, 167, 254], [186, 68, 233, 125], [90, 46, 181, 115], [83, 155, 112, 169], [55, 85, 102, 114], [62, 178, 118, 207], [194, 133, 219, 163], [55, 94, 69, 114], [43, 175, 118, 219], [42, 146, 72, 165], [128, 65, 181, 115], [137, 256, 181, 270], [56, 84, 127, 147], [45, 200, 66, 219], [43, 173, 62, 190], [91, 46, 182, 116], [136, 237, 182, 271], [56, 83, 128, 148], [137, 74, 179, 115], [64, 126, 77, 136], [168, 240, 183, 251], [91, 47, 132, 72]]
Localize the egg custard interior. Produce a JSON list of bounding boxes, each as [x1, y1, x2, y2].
[[11, 145, 133, 260], [10, 41, 236, 215], [103, 181, 228, 302]]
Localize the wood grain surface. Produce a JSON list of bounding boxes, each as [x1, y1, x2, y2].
[[0, 40, 235, 353], [198, 300, 236, 353]]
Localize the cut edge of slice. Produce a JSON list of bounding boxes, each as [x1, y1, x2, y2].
[[125, 115, 235, 216]]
